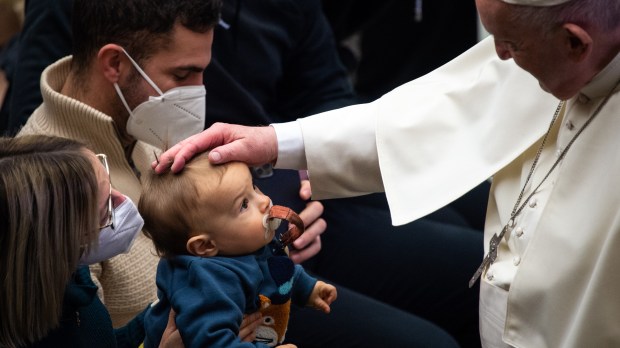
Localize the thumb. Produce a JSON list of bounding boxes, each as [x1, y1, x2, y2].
[[315, 299, 331, 313], [207, 142, 252, 165], [299, 180, 312, 201], [208, 149, 224, 163]]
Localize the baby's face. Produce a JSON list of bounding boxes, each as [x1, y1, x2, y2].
[[204, 162, 274, 255]]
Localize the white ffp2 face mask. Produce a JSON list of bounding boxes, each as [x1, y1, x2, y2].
[[79, 196, 144, 265], [114, 48, 206, 150]]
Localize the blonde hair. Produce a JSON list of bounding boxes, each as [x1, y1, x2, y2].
[[140, 153, 228, 258], [0, 135, 99, 347]]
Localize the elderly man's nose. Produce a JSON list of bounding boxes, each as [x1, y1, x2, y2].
[[494, 41, 513, 60]]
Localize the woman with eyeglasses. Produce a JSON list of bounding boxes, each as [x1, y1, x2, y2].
[[0, 135, 173, 348]]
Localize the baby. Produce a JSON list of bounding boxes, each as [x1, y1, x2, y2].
[[139, 154, 337, 348]]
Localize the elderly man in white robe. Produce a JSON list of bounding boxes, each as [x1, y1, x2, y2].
[[155, 0, 620, 346]]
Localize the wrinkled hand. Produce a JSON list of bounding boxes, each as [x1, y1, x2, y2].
[[308, 281, 338, 314], [153, 123, 278, 174], [288, 178, 326, 264]]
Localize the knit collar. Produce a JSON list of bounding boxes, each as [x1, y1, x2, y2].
[[39, 56, 128, 159], [35, 56, 160, 202]]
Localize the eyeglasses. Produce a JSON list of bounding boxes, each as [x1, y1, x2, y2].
[[96, 154, 115, 229]]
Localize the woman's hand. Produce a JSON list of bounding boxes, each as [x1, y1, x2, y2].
[[159, 310, 263, 346], [239, 312, 262, 342], [159, 309, 183, 348]]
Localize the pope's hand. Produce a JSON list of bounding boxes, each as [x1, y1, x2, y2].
[[153, 123, 278, 173]]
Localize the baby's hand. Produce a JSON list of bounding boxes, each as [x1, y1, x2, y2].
[[308, 280, 337, 313]]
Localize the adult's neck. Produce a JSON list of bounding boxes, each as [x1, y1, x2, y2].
[[61, 68, 136, 151], [559, 30, 620, 100], [592, 30, 620, 79]]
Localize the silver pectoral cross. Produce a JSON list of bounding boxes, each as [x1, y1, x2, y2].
[[468, 228, 505, 288]]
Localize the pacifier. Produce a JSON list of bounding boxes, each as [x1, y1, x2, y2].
[[262, 205, 305, 247], [263, 212, 281, 240]]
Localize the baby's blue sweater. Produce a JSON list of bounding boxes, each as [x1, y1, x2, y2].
[[144, 243, 316, 348]]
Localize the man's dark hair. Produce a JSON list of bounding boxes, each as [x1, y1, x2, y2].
[[71, 0, 222, 75]]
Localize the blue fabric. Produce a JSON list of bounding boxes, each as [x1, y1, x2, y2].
[[144, 242, 316, 348], [4, 0, 483, 346], [27, 266, 146, 348]]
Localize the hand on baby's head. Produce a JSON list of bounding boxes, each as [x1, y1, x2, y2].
[[142, 155, 307, 258]]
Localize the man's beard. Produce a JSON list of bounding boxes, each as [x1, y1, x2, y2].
[[114, 68, 145, 145], [119, 67, 146, 111]]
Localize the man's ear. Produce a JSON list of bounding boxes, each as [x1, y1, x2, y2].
[[187, 234, 218, 257], [97, 44, 127, 84], [562, 23, 592, 63]]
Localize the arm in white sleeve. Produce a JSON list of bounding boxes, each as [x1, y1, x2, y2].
[[374, 37, 559, 225], [275, 37, 560, 226], [297, 102, 385, 200], [272, 121, 307, 170], [272, 111, 384, 200]]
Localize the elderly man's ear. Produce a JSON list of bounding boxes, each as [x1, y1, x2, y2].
[[187, 234, 218, 257], [562, 23, 592, 62]]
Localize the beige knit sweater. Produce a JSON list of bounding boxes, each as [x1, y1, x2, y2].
[[18, 56, 160, 327]]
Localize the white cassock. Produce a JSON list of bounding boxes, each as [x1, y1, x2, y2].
[[274, 36, 620, 347]]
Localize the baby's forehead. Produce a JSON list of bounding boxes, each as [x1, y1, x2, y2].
[[207, 161, 251, 179], [201, 161, 251, 178], [190, 162, 252, 202], [219, 162, 253, 186]]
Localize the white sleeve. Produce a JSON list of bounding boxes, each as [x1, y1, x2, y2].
[[276, 37, 561, 226], [375, 37, 560, 225], [272, 112, 384, 199], [271, 121, 307, 170], [298, 102, 385, 199]]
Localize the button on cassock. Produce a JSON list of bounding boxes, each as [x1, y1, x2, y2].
[[515, 227, 524, 238]]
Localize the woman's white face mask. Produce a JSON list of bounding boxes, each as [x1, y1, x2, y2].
[[114, 48, 206, 150], [79, 196, 143, 265]]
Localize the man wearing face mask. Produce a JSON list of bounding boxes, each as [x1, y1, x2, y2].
[[9, 0, 479, 346], [16, 1, 347, 346], [115, 47, 207, 150], [17, 0, 224, 329]]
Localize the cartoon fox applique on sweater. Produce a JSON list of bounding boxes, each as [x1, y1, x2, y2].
[[255, 255, 297, 346]]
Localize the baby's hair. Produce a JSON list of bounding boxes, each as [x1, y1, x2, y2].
[[139, 153, 228, 258]]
